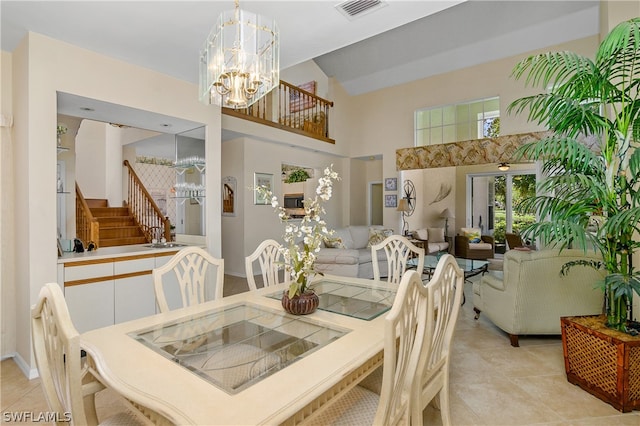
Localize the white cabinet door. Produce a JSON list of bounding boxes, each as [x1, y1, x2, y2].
[[115, 274, 156, 323], [65, 281, 115, 333], [114, 258, 156, 323], [155, 254, 183, 312]]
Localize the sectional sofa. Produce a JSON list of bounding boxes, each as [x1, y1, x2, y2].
[[314, 225, 393, 279]]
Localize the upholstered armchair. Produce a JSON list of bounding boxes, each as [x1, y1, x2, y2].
[[473, 249, 604, 347], [411, 227, 449, 254], [454, 227, 494, 259]]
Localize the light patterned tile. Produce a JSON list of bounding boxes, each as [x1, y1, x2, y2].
[[451, 376, 563, 425], [511, 374, 625, 420]]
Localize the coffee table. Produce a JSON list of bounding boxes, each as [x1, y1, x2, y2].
[[407, 255, 489, 305], [408, 255, 488, 280]]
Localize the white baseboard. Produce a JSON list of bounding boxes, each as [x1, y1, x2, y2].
[[8, 353, 39, 379]]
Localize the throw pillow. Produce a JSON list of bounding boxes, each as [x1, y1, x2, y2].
[[415, 228, 429, 240], [367, 228, 394, 248], [427, 227, 445, 243], [323, 236, 345, 249], [461, 227, 482, 244]]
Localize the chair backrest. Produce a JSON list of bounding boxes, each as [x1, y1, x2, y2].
[[245, 239, 290, 291], [31, 283, 99, 426], [372, 235, 425, 284], [414, 254, 464, 423], [153, 246, 224, 313], [505, 232, 524, 249], [374, 270, 429, 425]]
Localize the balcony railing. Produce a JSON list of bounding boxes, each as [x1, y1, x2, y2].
[[222, 80, 334, 143]]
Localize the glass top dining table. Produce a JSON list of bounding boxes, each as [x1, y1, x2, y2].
[[80, 274, 395, 425]]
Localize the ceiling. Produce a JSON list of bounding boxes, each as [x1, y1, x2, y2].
[[2, 0, 600, 138]]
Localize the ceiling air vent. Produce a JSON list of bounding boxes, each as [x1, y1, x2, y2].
[[336, 0, 387, 20]]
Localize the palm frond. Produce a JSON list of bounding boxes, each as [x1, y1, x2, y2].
[[516, 136, 601, 174], [510, 51, 594, 89], [602, 207, 640, 237], [519, 218, 598, 253]]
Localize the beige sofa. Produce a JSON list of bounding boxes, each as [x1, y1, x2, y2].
[[473, 249, 604, 347], [314, 226, 392, 279]]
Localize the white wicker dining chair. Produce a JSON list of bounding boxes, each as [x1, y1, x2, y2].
[[153, 246, 224, 313], [245, 239, 290, 291], [31, 283, 149, 426], [414, 254, 464, 426], [306, 270, 430, 425], [372, 234, 425, 284]]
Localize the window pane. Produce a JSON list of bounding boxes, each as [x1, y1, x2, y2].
[[443, 125, 456, 144], [430, 108, 443, 126], [442, 105, 455, 125], [456, 104, 470, 123], [457, 123, 470, 141], [430, 127, 443, 145], [415, 129, 428, 147], [484, 97, 500, 113], [416, 111, 429, 129]]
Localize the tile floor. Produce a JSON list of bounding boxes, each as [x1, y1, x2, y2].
[[3, 275, 640, 425]]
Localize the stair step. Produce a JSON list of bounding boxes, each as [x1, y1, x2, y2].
[[86, 198, 109, 208], [96, 216, 136, 226], [99, 236, 148, 248], [90, 207, 129, 217], [100, 226, 145, 239]]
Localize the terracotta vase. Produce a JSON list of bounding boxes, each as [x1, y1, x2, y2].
[[281, 290, 319, 315]]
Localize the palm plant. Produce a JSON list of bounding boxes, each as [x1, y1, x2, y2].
[[507, 18, 640, 332]]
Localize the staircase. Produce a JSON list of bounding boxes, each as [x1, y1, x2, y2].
[[85, 199, 147, 247]]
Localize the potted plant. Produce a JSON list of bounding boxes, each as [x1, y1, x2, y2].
[[508, 18, 640, 411], [255, 165, 339, 315], [285, 168, 310, 183]]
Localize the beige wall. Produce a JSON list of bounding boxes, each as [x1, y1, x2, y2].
[[342, 36, 599, 229], [6, 32, 221, 374], [220, 135, 348, 276]]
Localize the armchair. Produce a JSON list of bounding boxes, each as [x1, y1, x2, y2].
[[473, 249, 604, 347], [455, 227, 494, 259]]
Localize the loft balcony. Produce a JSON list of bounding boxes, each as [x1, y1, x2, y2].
[[222, 80, 335, 144]]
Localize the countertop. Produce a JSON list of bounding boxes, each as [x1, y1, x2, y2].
[[57, 243, 196, 264]]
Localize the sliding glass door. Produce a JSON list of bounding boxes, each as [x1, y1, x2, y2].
[[467, 171, 536, 253]]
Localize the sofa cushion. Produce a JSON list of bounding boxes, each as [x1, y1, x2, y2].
[[316, 248, 359, 265], [415, 228, 429, 240], [333, 228, 355, 249], [468, 242, 492, 250], [428, 242, 449, 253], [461, 227, 482, 243], [427, 227, 445, 243], [366, 228, 394, 248], [349, 226, 375, 249]]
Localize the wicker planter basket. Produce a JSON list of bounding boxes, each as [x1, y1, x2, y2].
[[561, 315, 640, 412]]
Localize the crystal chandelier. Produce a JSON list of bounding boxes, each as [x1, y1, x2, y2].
[[199, 0, 279, 109]]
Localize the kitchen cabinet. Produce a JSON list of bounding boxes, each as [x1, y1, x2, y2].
[[61, 251, 179, 332]]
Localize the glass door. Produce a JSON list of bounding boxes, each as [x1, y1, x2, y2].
[[467, 171, 536, 254]]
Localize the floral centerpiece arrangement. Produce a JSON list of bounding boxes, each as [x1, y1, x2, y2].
[[255, 165, 340, 302]]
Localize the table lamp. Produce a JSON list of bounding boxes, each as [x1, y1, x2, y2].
[[440, 208, 455, 237], [397, 198, 410, 236]]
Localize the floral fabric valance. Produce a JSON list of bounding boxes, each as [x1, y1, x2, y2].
[[395, 131, 552, 170]]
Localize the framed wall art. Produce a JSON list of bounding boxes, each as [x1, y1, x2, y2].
[[385, 194, 397, 208], [384, 177, 397, 191], [254, 172, 273, 205]]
